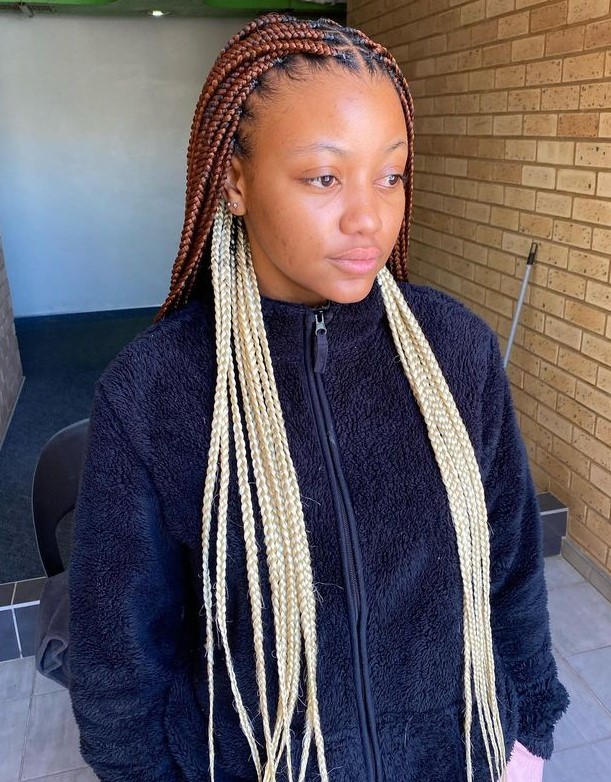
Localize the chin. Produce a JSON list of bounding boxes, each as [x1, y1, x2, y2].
[[326, 277, 378, 305]]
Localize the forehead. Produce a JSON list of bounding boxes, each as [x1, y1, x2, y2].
[[244, 66, 407, 156]]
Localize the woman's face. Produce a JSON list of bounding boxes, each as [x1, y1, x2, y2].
[[225, 66, 409, 306]]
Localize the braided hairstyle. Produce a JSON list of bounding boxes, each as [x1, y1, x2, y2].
[[158, 13, 506, 782]]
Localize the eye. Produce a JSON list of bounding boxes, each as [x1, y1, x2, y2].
[[381, 173, 408, 188], [305, 174, 338, 189]]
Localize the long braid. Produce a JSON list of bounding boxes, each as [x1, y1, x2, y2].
[[377, 267, 507, 782], [205, 203, 328, 781], [233, 224, 327, 781], [159, 13, 505, 782]]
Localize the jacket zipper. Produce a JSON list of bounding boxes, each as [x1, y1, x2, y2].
[[304, 308, 383, 782]]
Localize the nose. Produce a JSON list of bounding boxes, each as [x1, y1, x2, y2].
[[339, 185, 383, 236]]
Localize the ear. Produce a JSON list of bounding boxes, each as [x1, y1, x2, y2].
[[223, 155, 247, 216]]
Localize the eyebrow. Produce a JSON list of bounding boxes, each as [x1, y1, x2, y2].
[[287, 140, 408, 157]]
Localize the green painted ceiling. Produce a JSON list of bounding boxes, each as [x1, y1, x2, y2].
[[0, 0, 346, 18]]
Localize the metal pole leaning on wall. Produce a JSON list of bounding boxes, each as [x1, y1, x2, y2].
[[503, 241, 538, 370]]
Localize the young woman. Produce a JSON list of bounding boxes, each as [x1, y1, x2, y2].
[[68, 13, 568, 782]]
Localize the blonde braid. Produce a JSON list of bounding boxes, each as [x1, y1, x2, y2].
[[235, 245, 310, 779], [233, 225, 328, 782], [377, 266, 506, 782], [202, 203, 329, 782], [233, 247, 297, 778], [205, 206, 264, 780], [233, 223, 327, 779]]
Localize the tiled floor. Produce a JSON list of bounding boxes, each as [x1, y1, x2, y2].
[[1, 556, 610, 781]]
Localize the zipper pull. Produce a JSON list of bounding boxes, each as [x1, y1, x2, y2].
[[314, 310, 328, 374]]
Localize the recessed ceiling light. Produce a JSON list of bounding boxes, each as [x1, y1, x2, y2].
[[150, 10, 165, 17]]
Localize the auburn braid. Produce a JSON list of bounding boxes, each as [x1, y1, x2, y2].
[[156, 13, 415, 320]]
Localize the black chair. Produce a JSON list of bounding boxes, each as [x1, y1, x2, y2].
[[32, 418, 90, 688], [32, 418, 90, 577]]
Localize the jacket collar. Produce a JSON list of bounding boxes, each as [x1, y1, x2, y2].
[[260, 280, 387, 365]]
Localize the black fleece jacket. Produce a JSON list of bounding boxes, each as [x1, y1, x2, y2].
[[69, 280, 568, 782]]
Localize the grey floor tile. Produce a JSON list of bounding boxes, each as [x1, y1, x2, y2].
[[24, 768, 98, 782], [544, 557, 585, 591], [0, 609, 21, 662], [0, 581, 15, 607], [13, 577, 46, 605], [544, 737, 611, 782], [0, 697, 30, 782], [21, 689, 85, 780], [33, 668, 66, 696], [567, 646, 611, 713], [547, 582, 611, 657], [0, 656, 35, 702], [15, 605, 40, 658], [553, 656, 611, 751]]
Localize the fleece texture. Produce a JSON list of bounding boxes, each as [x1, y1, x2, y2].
[[68, 280, 568, 782]]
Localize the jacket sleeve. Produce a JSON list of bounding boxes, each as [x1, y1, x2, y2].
[[69, 383, 195, 781], [480, 332, 569, 760]]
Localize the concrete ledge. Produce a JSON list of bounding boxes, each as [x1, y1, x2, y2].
[[562, 537, 611, 604], [537, 492, 568, 558]]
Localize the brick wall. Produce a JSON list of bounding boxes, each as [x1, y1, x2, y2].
[[348, 0, 611, 574], [0, 235, 23, 446]]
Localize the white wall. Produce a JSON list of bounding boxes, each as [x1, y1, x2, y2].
[[0, 15, 251, 316]]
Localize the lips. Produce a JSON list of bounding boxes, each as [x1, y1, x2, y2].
[[328, 248, 382, 276], [331, 247, 381, 262]]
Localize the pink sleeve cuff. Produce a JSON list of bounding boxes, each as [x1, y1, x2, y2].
[[503, 740, 545, 782]]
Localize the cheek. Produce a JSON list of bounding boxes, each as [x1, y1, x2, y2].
[[277, 209, 326, 257], [252, 200, 286, 249], [387, 196, 406, 242], [277, 230, 292, 258]]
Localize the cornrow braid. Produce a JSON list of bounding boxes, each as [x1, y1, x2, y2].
[[158, 13, 506, 782]]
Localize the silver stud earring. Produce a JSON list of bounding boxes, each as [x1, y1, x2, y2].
[[230, 201, 239, 211]]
